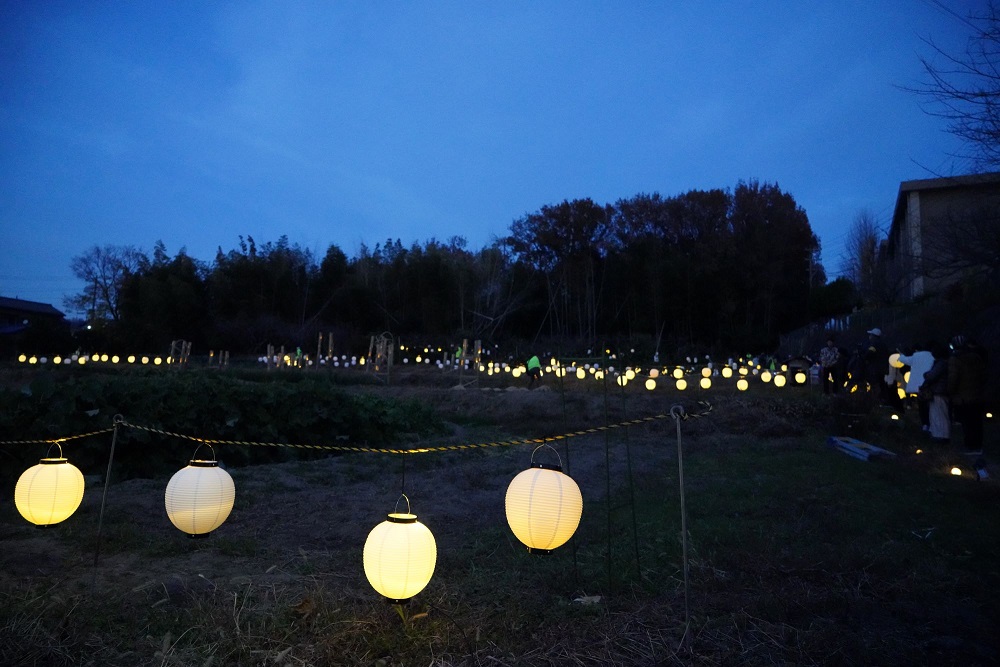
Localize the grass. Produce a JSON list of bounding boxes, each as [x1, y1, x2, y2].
[[0, 387, 998, 665]]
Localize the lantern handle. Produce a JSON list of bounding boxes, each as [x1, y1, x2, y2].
[[44, 442, 65, 459], [393, 493, 412, 515], [190, 442, 217, 462], [529, 443, 563, 470]]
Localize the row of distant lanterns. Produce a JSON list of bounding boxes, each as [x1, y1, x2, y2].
[[18, 353, 170, 366], [14, 442, 582, 604], [16, 350, 818, 391]]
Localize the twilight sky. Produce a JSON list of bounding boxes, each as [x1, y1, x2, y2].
[[0, 1, 978, 311]]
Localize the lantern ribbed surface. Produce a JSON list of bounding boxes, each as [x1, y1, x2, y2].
[[363, 513, 437, 602], [165, 462, 235, 537], [505, 466, 583, 553], [15, 458, 85, 526]]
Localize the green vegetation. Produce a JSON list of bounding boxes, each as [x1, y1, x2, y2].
[[0, 368, 445, 484]]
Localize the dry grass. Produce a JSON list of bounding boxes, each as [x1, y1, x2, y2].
[[1, 380, 998, 665]]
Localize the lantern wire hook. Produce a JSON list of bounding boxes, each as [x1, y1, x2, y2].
[[393, 493, 412, 516], [529, 443, 564, 470], [45, 442, 65, 459]]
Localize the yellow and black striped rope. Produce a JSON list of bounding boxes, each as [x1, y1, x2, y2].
[[0, 402, 711, 454], [0, 427, 116, 446]]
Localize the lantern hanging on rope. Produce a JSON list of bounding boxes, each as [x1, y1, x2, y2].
[[164, 444, 235, 538], [15, 443, 85, 527], [363, 494, 437, 603], [505, 445, 583, 554]]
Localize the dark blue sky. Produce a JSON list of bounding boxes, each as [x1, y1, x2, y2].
[[0, 1, 976, 311]]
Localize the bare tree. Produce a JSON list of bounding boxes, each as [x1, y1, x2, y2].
[[911, 2, 1000, 171], [64, 245, 145, 321], [840, 210, 882, 295]]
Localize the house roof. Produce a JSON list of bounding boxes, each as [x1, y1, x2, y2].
[[0, 296, 65, 318]]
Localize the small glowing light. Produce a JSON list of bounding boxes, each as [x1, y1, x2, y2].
[[53, 356, 62, 365], [616, 375, 627, 387], [78, 356, 87, 365], [701, 367, 711, 378], [100, 354, 109, 362], [721, 367, 733, 378], [128, 355, 135, 363], [987, 412, 993, 419], [142, 356, 149, 364], [673, 368, 684, 379], [699, 377, 711, 389], [576, 367, 585, 380], [28, 356, 37, 364], [91, 354, 100, 362], [774, 374, 787, 388], [761, 371, 772, 383], [780, 364, 788, 372], [950, 467, 962, 476], [891, 414, 900, 421], [739, 367, 749, 376], [111, 355, 119, 364], [888, 353, 904, 369], [18, 354, 27, 363], [794, 371, 806, 384], [154, 357, 162, 365], [645, 378, 656, 391], [416, 355, 423, 363], [897, 387, 906, 399], [737, 378, 749, 391], [676, 378, 687, 391], [915, 449, 923, 454], [625, 369, 636, 381]]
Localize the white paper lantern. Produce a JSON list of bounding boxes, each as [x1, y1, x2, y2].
[[721, 366, 733, 378], [761, 370, 772, 383], [676, 378, 688, 391], [700, 377, 712, 389], [737, 378, 749, 391], [15, 446, 85, 527], [774, 374, 787, 388], [363, 495, 437, 603], [645, 378, 656, 391], [165, 447, 235, 538], [505, 446, 583, 554], [794, 370, 807, 384]]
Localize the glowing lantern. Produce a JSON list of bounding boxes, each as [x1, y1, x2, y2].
[[738, 367, 749, 376], [78, 356, 87, 365], [794, 370, 807, 384], [512, 367, 523, 378], [676, 378, 688, 391], [626, 369, 636, 380], [154, 357, 162, 366], [648, 368, 659, 379], [737, 378, 749, 391], [127, 355, 136, 363], [672, 368, 684, 380], [142, 356, 149, 364], [164, 446, 235, 538], [505, 446, 583, 554], [595, 370, 604, 380], [774, 374, 787, 388], [700, 377, 711, 389], [988, 412, 994, 419], [722, 367, 733, 378], [645, 378, 656, 391], [761, 370, 772, 383], [53, 356, 62, 365], [576, 368, 586, 380], [100, 354, 109, 362], [780, 364, 788, 372], [897, 387, 907, 400], [29, 356, 37, 364], [888, 353, 904, 369], [363, 495, 437, 602], [701, 367, 711, 378], [616, 374, 627, 387], [891, 414, 900, 421], [15, 445, 85, 527], [111, 355, 119, 364], [950, 467, 962, 476]]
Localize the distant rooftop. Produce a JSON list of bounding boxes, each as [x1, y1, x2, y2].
[[898, 171, 1000, 194], [0, 296, 65, 318]]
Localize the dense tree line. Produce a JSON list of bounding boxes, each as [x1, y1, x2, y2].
[[67, 181, 857, 355]]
